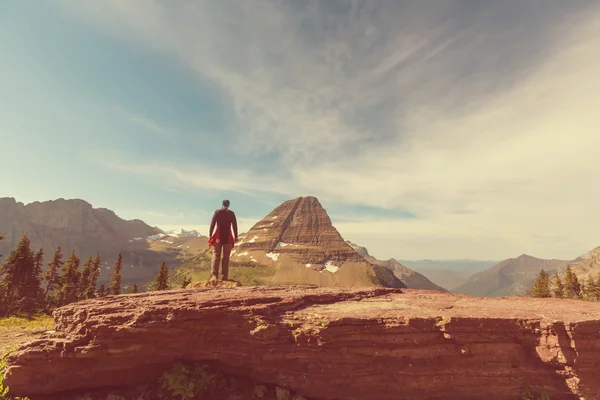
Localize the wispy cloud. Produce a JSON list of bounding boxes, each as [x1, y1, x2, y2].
[[125, 113, 173, 136], [92, 156, 297, 198], [57, 0, 600, 259]]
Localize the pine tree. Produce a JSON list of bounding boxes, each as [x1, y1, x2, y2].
[[33, 249, 44, 282], [552, 272, 564, 298], [594, 273, 600, 301], [153, 260, 169, 291], [84, 254, 101, 299], [58, 251, 80, 306], [97, 284, 107, 297], [564, 266, 582, 299], [109, 253, 123, 295], [583, 277, 596, 300], [26, 249, 45, 307], [79, 256, 94, 300], [531, 269, 551, 298], [587, 275, 600, 301], [0, 234, 38, 315], [43, 247, 64, 305], [130, 284, 138, 294]]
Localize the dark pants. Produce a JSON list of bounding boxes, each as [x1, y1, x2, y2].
[[211, 243, 233, 279]]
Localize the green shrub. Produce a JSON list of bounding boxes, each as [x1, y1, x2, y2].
[[160, 363, 234, 399], [521, 385, 550, 400]]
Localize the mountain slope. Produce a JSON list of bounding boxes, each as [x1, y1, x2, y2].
[[231, 196, 405, 288], [452, 254, 572, 297], [346, 241, 447, 291], [561, 246, 600, 280]]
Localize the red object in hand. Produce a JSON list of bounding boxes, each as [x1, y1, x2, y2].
[[208, 226, 235, 247]]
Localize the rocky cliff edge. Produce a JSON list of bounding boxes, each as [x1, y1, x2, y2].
[[4, 287, 600, 400]]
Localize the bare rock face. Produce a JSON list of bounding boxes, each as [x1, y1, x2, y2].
[[233, 197, 404, 288], [5, 287, 600, 400]]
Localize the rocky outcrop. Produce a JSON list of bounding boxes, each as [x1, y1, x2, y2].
[[347, 241, 447, 292], [5, 287, 600, 399], [453, 254, 572, 297], [0, 197, 165, 283], [233, 197, 405, 288], [563, 246, 600, 280]]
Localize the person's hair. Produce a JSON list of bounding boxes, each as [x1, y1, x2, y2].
[[222, 199, 230, 208]]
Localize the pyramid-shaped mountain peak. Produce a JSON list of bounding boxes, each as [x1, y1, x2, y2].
[[237, 196, 363, 264], [233, 197, 405, 288]]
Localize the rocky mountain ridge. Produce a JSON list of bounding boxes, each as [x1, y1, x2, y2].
[[0, 197, 169, 284]]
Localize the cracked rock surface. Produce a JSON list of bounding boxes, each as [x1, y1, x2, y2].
[[4, 287, 600, 399]]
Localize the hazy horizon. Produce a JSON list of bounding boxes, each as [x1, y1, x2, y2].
[[2, 1, 599, 261]]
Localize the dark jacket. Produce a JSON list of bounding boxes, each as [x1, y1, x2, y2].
[[209, 208, 238, 245]]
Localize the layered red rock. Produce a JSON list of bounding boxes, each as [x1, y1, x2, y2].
[[5, 287, 600, 399], [234, 197, 404, 288]]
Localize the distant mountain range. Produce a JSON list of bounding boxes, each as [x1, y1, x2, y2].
[[346, 242, 447, 291], [0, 197, 170, 285], [2, 196, 597, 296], [452, 254, 572, 297], [398, 259, 499, 291], [0, 196, 410, 289]]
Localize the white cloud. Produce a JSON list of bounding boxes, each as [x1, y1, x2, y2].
[[57, 1, 600, 260]]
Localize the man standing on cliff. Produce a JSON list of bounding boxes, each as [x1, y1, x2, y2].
[[208, 199, 238, 281]]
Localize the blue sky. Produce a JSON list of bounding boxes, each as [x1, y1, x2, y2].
[[2, 0, 600, 260]]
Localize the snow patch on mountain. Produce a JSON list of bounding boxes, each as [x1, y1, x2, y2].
[[266, 252, 280, 261], [164, 228, 201, 238], [323, 261, 340, 273]]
